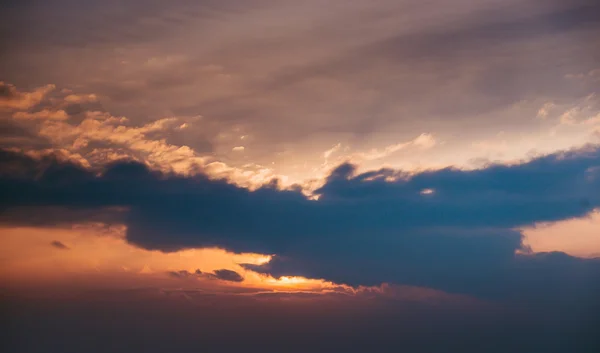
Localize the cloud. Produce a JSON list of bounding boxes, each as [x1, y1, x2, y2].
[[3, 99, 211, 175], [167, 268, 244, 282], [4, 0, 598, 168], [50, 240, 69, 250], [1, 146, 600, 302], [412, 133, 436, 149], [355, 133, 436, 161], [0, 82, 55, 111], [13, 109, 69, 121], [167, 270, 194, 279], [323, 143, 341, 159], [537, 102, 555, 118], [212, 269, 244, 282], [36, 112, 209, 174], [0, 82, 292, 189], [64, 93, 98, 104], [2, 1, 599, 350]]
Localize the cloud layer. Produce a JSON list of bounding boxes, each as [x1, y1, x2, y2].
[[2, 1, 599, 178], [2, 2, 600, 350], [1, 146, 599, 302]]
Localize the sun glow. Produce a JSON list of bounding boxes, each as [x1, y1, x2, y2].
[[269, 276, 308, 285], [0, 224, 341, 294], [258, 275, 345, 292]]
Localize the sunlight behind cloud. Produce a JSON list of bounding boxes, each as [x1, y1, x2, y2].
[[521, 209, 600, 258], [0, 224, 345, 294]]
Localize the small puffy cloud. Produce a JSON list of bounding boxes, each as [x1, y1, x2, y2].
[[232, 146, 245, 152]]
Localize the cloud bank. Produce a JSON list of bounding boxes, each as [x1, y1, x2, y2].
[[1, 146, 599, 302]]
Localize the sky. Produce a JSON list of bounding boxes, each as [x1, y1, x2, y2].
[[1, 1, 600, 352]]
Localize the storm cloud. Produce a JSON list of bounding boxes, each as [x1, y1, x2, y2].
[[1, 146, 599, 301]]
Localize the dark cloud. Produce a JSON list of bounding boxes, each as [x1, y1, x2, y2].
[[167, 270, 193, 279], [50, 240, 69, 250], [167, 269, 244, 282], [212, 269, 244, 282], [1, 147, 600, 302]]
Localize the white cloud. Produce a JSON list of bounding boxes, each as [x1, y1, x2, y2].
[[357, 133, 436, 161], [412, 133, 436, 149], [323, 143, 341, 159]]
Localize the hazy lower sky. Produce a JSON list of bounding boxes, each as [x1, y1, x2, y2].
[[1, 1, 600, 352]]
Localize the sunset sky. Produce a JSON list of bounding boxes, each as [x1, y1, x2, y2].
[[1, 1, 600, 352]]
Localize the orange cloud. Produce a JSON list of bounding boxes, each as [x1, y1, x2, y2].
[[1, 82, 287, 189], [0, 82, 55, 110], [13, 109, 69, 121], [64, 93, 98, 103], [0, 224, 343, 294]]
